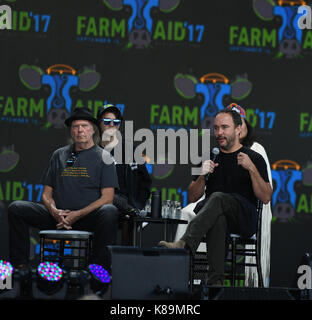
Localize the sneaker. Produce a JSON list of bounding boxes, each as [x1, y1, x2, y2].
[[158, 240, 186, 249]]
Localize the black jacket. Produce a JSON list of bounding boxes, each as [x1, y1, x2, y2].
[[101, 139, 152, 210]]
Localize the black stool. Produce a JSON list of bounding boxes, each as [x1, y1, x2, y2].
[[39, 230, 93, 270]]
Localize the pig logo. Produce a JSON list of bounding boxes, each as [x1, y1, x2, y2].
[[19, 64, 100, 128], [253, 0, 306, 58], [103, 0, 180, 48], [174, 72, 252, 130]]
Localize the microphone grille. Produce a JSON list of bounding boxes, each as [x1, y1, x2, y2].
[[212, 147, 220, 156]]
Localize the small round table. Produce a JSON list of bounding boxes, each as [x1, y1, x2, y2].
[[132, 217, 187, 247]]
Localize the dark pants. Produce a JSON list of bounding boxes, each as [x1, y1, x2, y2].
[[8, 200, 119, 270], [181, 192, 240, 285]]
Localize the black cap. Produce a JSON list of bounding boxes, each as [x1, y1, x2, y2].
[[97, 104, 123, 121], [64, 107, 98, 127]]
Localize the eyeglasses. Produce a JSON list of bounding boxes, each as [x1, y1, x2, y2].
[[66, 152, 78, 167], [101, 118, 121, 126]]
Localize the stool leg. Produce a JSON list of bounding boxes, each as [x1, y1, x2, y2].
[[85, 239, 89, 268], [40, 236, 45, 263], [59, 239, 65, 268], [231, 238, 236, 287], [89, 235, 93, 263], [76, 240, 81, 269]]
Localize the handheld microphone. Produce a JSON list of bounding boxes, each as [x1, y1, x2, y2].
[[205, 147, 220, 182]]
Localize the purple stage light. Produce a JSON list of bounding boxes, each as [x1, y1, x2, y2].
[[89, 264, 110, 283], [37, 262, 63, 282]]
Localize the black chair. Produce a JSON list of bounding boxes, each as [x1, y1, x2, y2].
[[227, 200, 263, 287], [191, 200, 264, 288]]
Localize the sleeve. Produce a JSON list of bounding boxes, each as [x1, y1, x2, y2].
[[115, 164, 128, 195], [252, 151, 269, 183], [100, 151, 119, 189], [43, 152, 57, 188], [136, 163, 152, 206]]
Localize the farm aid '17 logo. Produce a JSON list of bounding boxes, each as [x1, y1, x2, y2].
[[229, 0, 312, 58], [77, 0, 206, 49]]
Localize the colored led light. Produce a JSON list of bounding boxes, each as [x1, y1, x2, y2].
[[0, 260, 14, 281], [37, 262, 63, 282], [89, 264, 110, 283]]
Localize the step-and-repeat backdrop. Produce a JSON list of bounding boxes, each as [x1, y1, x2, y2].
[[1, 0, 312, 287]]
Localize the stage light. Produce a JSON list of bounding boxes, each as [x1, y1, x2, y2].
[[0, 260, 21, 300], [88, 264, 111, 297], [32, 262, 67, 299], [37, 262, 63, 282], [89, 264, 111, 284]]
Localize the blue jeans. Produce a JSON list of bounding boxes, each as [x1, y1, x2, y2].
[[8, 200, 119, 270]]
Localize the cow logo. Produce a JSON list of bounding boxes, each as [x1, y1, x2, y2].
[[19, 64, 100, 128], [174, 72, 252, 130], [271, 159, 302, 222], [253, 0, 306, 58], [229, 0, 312, 58]]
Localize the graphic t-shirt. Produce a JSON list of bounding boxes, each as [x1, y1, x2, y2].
[[44, 144, 119, 210]]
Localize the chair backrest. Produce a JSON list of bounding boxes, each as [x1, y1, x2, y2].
[[230, 200, 263, 240]]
